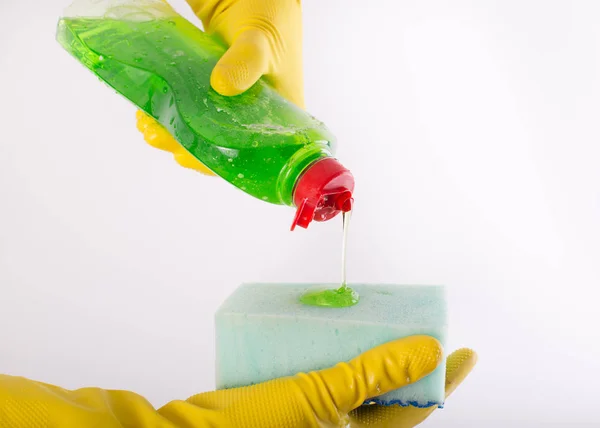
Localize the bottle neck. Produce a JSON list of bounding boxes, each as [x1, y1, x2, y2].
[[276, 143, 332, 206]]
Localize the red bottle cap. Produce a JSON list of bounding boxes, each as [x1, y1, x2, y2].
[[291, 158, 355, 231]]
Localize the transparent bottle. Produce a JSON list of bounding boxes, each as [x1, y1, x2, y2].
[[56, 0, 354, 229]]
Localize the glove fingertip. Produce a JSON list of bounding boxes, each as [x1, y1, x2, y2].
[[210, 31, 270, 96], [445, 348, 477, 398], [210, 64, 248, 96]]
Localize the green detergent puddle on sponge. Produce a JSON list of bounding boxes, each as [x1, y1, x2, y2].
[[299, 285, 359, 307]]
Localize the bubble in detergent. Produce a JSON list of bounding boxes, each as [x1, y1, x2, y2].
[[252, 141, 259, 147], [216, 107, 223, 112], [162, 86, 168, 93], [98, 55, 105, 61], [227, 158, 233, 162], [237, 173, 244, 179]]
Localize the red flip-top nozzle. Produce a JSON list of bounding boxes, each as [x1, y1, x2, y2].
[[291, 158, 354, 231]]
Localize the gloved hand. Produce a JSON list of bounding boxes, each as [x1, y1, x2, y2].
[[136, 0, 303, 175], [0, 336, 476, 428]]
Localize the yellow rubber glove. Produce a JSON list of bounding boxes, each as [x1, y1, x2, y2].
[[136, 0, 303, 176], [0, 336, 476, 428]]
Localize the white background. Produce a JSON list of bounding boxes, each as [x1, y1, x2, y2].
[[1, 0, 600, 426]]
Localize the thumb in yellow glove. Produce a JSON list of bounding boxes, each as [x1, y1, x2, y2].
[[137, 0, 303, 176], [0, 336, 476, 428]]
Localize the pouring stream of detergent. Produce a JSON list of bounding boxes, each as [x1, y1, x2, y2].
[[299, 211, 359, 307]]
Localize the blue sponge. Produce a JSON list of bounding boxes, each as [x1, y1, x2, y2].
[[215, 283, 447, 407]]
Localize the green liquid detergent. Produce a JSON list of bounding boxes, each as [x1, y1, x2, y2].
[[56, 0, 354, 229], [300, 211, 359, 307]]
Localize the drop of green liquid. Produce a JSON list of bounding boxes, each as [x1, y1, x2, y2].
[[300, 211, 359, 308]]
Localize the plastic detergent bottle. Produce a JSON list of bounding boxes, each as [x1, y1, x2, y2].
[[56, 0, 354, 230]]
